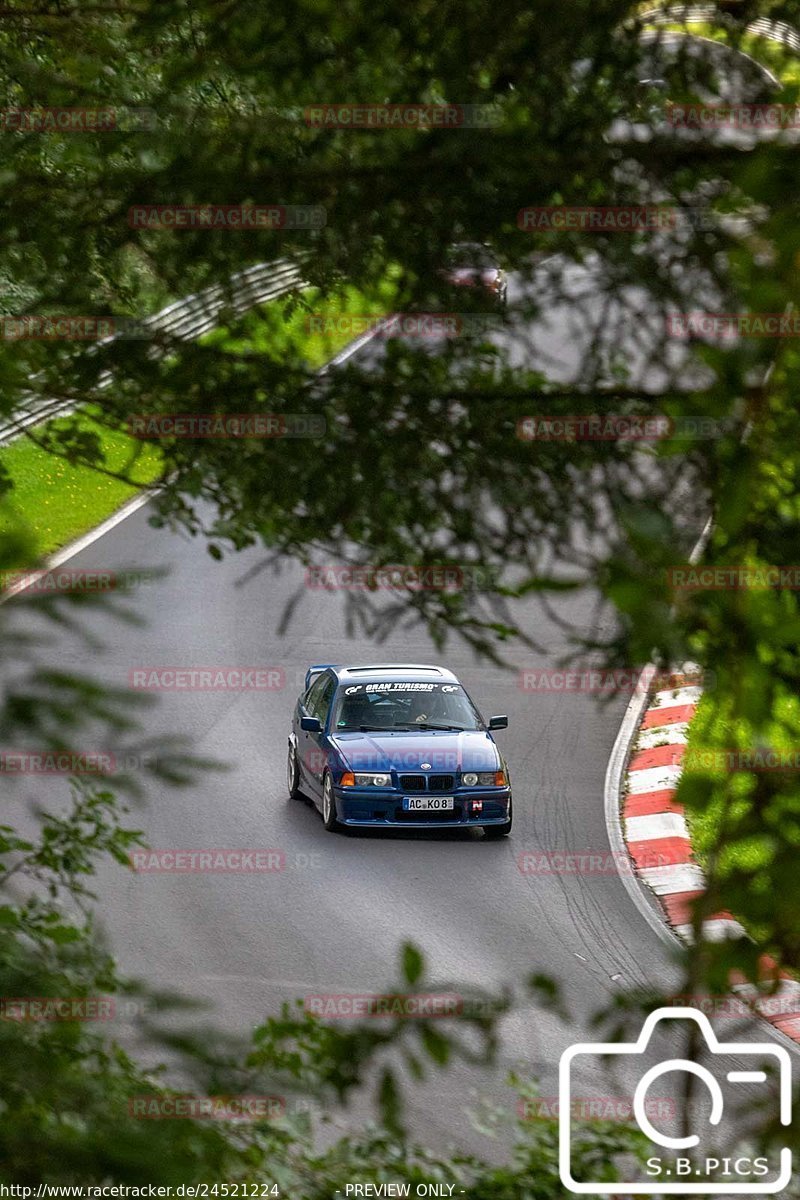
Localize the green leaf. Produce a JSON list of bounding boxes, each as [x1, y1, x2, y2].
[[421, 1024, 451, 1066], [401, 941, 424, 986]]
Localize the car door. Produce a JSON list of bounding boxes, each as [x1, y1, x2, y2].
[[295, 673, 325, 792], [299, 672, 336, 798]]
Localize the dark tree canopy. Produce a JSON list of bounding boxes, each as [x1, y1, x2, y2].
[[1, 0, 800, 1187]]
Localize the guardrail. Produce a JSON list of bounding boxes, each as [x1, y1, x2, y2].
[[0, 257, 305, 447], [640, 5, 717, 20], [748, 17, 800, 51], [638, 5, 800, 49]]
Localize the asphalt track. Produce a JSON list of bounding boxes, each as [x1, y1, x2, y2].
[[26, 498, 690, 1149], [3, 263, 785, 1168]]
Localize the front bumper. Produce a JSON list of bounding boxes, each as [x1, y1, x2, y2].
[[332, 786, 511, 827]]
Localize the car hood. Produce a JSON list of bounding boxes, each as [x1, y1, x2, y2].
[[330, 729, 500, 775]]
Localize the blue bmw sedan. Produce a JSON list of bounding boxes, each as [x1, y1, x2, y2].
[[287, 664, 512, 836]]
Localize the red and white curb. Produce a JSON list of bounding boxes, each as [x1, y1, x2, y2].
[[623, 681, 743, 942], [620, 676, 800, 1047]]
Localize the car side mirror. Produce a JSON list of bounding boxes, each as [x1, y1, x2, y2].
[[488, 715, 508, 730], [300, 715, 322, 733]]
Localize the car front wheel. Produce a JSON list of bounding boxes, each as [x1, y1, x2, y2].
[[287, 744, 304, 799], [322, 773, 341, 832]]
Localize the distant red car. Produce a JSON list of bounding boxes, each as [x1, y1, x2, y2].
[[441, 242, 507, 307]]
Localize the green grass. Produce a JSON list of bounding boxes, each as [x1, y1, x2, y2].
[[203, 276, 402, 368], [680, 689, 800, 876], [681, 690, 770, 876], [0, 273, 400, 569], [676, 686, 800, 957], [0, 408, 164, 562], [680, 691, 730, 870]]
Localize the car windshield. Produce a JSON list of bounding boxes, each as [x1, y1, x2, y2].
[[332, 683, 483, 732]]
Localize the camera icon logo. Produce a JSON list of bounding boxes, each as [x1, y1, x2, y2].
[[559, 1007, 792, 1194]]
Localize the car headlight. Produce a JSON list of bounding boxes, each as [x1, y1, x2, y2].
[[462, 771, 507, 786], [353, 772, 391, 787]]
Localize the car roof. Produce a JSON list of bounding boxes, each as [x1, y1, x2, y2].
[[334, 663, 459, 684]]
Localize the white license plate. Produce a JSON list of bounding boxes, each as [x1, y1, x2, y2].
[[402, 796, 454, 812]]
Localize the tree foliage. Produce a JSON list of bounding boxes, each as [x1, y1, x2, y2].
[[1, 0, 800, 1186]]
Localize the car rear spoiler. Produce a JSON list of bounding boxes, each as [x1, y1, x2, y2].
[[304, 663, 336, 691]]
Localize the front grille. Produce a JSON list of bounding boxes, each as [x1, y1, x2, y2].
[[399, 773, 456, 791], [399, 774, 425, 791]]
